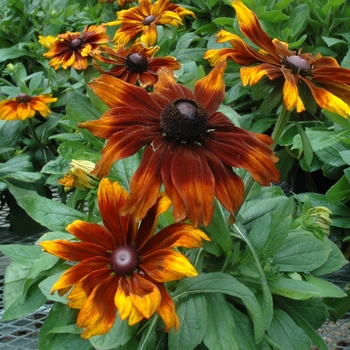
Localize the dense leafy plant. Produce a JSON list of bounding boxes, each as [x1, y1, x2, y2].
[[0, 0, 350, 349]]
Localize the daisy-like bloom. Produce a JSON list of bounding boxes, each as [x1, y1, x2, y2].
[[40, 178, 209, 338], [79, 62, 280, 227], [44, 25, 110, 70], [0, 93, 57, 121], [38, 35, 58, 49], [204, 0, 350, 118], [93, 42, 181, 87], [58, 160, 100, 192], [105, 0, 195, 46]]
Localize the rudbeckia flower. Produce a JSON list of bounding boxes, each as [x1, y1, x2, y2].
[[44, 25, 110, 70], [204, 0, 350, 118], [0, 93, 57, 121], [40, 178, 209, 338], [93, 42, 181, 87], [79, 62, 280, 227], [105, 0, 195, 46]]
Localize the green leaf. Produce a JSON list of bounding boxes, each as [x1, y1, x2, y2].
[[58, 141, 100, 163], [322, 36, 347, 47], [39, 272, 69, 304], [230, 306, 261, 350], [273, 232, 330, 272], [303, 274, 346, 298], [168, 294, 207, 350], [0, 154, 33, 176], [239, 196, 286, 229], [109, 151, 142, 191], [41, 156, 70, 175], [0, 244, 42, 266], [286, 4, 309, 38], [269, 277, 328, 299], [249, 197, 294, 258], [312, 239, 348, 276], [66, 91, 101, 125], [326, 175, 350, 203], [89, 313, 138, 350], [267, 309, 311, 350], [323, 289, 350, 320], [17, 194, 87, 231], [0, 46, 34, 62], [203, 293, 238, 350], [38, 303, 92, 350], [203, 199, 233, 255], [292, 128, 349, 151], [2, 261, 47, 321], [293, 122, 313, 166], [173, 272, 265, 343]]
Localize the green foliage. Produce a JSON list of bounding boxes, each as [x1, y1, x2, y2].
[[0, 0, 350, 349]]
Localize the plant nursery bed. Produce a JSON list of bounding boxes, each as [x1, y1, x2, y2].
[[1, 203, 350, 350]]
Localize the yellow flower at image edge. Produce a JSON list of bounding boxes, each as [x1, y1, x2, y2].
[[204, 0, 350, 117], [79, 62, 280, 227], [106, 0, 195, 46], [0, 93, 57, 121], [40, 178, 210, 338], [44, 25, 110, 70]]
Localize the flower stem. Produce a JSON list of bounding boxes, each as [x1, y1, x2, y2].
[[28, 118, 42, 146], [270, 105, 291, 150]]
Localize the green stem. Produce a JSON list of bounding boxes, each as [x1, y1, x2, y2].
[[28, 118, 42, 146], [270, 105, 291, 150]]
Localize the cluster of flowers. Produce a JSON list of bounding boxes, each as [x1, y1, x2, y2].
[[1, 0, 349, 339]]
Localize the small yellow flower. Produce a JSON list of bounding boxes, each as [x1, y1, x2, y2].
[[58, 160, 100, 192], [38, 35, 59, 49]]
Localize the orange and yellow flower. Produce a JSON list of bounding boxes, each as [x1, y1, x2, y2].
[[105, 0, 195, 46], [40, 178, 209, 338], [44, 25, 110, 70], [0, 93, 57, 121], [93, 42, 181, 87], [79, 62, 280, 227], [204, 0, 350, 118]]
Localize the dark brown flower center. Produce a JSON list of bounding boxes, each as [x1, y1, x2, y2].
[[283, 55, 312, 76], [110, 245, 139, 276], [160, 98, 208, 143], [125, 53, 149, 73], [16, 93, 31, 103], [69, 38, 83, 50], [143, 15, 156, 25]]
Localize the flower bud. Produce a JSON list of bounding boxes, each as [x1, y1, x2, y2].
[[58, 159, 99, 192]]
